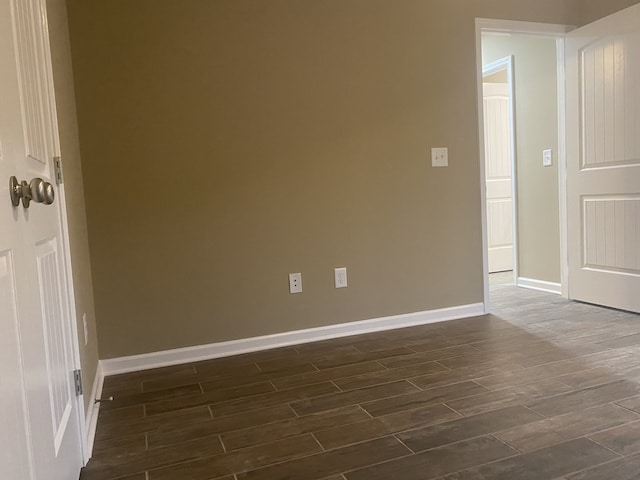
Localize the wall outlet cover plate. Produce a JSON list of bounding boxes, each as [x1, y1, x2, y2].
[[334, 267, 347, 288], [432, 147, 448, 167]]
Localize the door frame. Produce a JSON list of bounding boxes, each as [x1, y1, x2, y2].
[[475, 19, 572, 311], [482, 55, 518, 282]]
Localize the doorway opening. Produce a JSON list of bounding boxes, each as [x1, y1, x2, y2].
[[476, 21, 570, 311]]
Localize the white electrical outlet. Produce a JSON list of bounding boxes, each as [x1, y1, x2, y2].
[[334, 267, 347, 288], [543, 149, 553, 167], [289, 273, 302, 294], [82, 313, 89, 346], [431, 147, 448, 167]]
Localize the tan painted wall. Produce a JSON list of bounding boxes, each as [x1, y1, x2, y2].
[[46, 0, 99, 409], [570, 0, 640, 25], [66, 0, 582, 359], [482, 35, 561, 284]]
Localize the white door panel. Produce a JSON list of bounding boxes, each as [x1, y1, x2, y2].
[[566, 3, 640, 312], [1, 0, 84, 478], [0, 251, 34, 480], [486, 178, 512, 198], [484, 81, 514, 273]]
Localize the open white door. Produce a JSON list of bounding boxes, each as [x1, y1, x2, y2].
[[1, 0, 84, 478], [483, 80, 515, 273], [566, 3, 640, 313]]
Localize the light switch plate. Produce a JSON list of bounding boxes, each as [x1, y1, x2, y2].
[[543, 149, 553, 167], [432, 147, 448, 167]]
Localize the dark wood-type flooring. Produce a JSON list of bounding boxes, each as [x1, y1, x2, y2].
[[81, 279, 640, 480]]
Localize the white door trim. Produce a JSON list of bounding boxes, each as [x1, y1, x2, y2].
[[475, 18, 572, 312], [482, 55, 517, 282]]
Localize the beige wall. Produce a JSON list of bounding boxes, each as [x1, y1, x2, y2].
[[482, 35, 561, 283], [46, 0, 99, 409], [569, 0, 640, 25], [66, 0, 590, 359], [69, 0, 570, 358]]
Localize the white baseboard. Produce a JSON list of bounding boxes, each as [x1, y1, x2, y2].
[[517, 277, 562, 295], [83, 362, 104, 460], [101, 303, 485, 376]]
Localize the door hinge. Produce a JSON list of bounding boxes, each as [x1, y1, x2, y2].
[[73, 369, 83, 396], [54, 156, 64, 185]]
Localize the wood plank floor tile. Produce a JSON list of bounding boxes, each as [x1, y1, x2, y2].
[[92, 434, 147, 458], [144, 381, 276, 415], [271, 361, 386, 390], [397, 405, 542, 452], [221, 405, 370, 451], [474, 360, 588, 390], [615, 395, 640, 413], [332, 361, 450, 391], [314, 403, 460, 450], [513, 347, 601, 369], [210, 382, 340, 417], [100, 383, 203, 411], [444, 380, 574, 416], [237, 436, 410, 480], [526, 380, 640, 417], [576, 348, 639, 369], [81, 435, 224, 480], [407, 333, 493, 352], [147, 434, 323, 480], [290, 381, 419, 416], [596, 333, 640, 349], [435, 350, 521, 369], [95, 406, 211, 442], [146, 404, 296, 449], [565, 452, 640, 480], [588, 420, 640, 455], [345, 435, 517, 480], [81, 474, 145, 480], [310, 347, 416, 370], [553, 367, 621, 390], [97, 405, 145, 425], [142, 363, 259, 392], [103, 365, 196, 395], [496, 404, 640, 452], [376, 345, 479, 369], [198, 362, 319, 391], [445, 438, 619, 480], [255, 346, 359, 371], [410, 361, 525, 390], [361, 381, 488, 417], [193, 347, 301, 373]]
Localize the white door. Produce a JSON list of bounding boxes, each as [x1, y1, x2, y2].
[[1, 0, 84, 478], [484, 81, 515, 273], [566, 3, 640, 313]]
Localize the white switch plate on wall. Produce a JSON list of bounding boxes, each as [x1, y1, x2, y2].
[[432, 147, 448, 167], [543, 149, 553, 167], [289, 273, 302, 293]]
